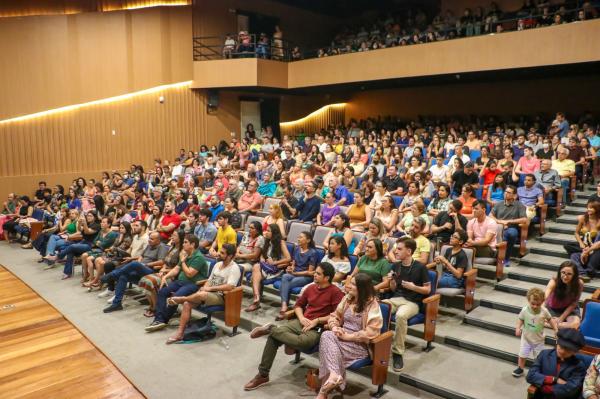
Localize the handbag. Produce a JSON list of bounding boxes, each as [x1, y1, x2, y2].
[[260, 260, 280, 275]]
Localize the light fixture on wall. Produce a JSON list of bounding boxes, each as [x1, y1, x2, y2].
[[0, 81, 192, 125], [279, 103, 346, 128]]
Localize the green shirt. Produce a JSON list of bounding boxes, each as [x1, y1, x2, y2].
[[177, 249, 209, 284], [356, 256, 391, 284], [93, 230, 118, 250], [66, 222, 77, 234]]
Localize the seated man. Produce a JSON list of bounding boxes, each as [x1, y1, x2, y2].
[[238, 180, 263, 214], [433, 230, 469, 289], [292, 181, 322, 222], [552, 148, 576, 205], [534, 159, 562, 206], [156, 201, 181, 242], [430, 199, 468, 245], [145, 235, 209, 332], [208, 211, 237, 257], [384, 237, 431, 371], [490, 186, 527, 265], [517, 174, 544, 220], [101, 231, 167, 312], [165, 243, 240, 343], [451, 161, 479, 197], [465, 200, 498, 258], [193, 208, 217, 254], [243, 262, 343, 391], [526, 328, 587, 399]]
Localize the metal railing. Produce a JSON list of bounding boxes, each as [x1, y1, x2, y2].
[[192, 5, 596, 62]]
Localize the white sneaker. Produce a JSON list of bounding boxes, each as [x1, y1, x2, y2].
[[97, 289, 111, 298], [107, 295, 116, 304]]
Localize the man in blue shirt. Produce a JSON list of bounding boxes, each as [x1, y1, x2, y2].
[[293, 181, 322, 222], [517, 174, 544, 207], [512, 134, 526, 162], [194, 209, 218, 253], [329, 178, 353, 206], [556, 112, 569, 138], [585, 127, 600, 156], [208, 195, 224, 222]]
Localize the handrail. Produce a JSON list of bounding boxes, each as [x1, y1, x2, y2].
[[192, 5, 596, 62]]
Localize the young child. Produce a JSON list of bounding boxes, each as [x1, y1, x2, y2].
[[513, 287, 557, 377]]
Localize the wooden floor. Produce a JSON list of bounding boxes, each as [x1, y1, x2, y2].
[[0, 265, 144, 399]]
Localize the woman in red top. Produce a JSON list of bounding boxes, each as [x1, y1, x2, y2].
[[479, 159, 501, 200], [458, 185, 476, 219]]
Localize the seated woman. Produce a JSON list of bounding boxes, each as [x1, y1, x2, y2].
[[563, 201, 600, 257], [166, 243, 241, 344], [223, 197, 243, 231], [245, 224, 291, 312], [319, 236, 351, 287], [277, 231, 318, 317], [348, 239, 391, 292], [2, 196, 33, 243], [317, 273, 382, 398], [353, 218, 388, 256], [480, 159, 501, 200], [430, 230, 468, 289], [85, 221, 134, 290], [369, 182, 390, 212], [583, 353, 600, 399], [258, 172, 277, 197], [137, 230, 183, 317], [323, 214, 355, 254], [262, 203, 286, 239], [80, 217, 118, 284], [375, 196, 399, 236], [544, 261, 584, 329], [42, 209, 80, 264], [487, 174, 506, 207], [396, 200, 430, 236], [317, 192, 341, 227], [427, 183, 452, 218], [458, 185, 476, 219], [405, 155, 425, 180], [347, 192, 371, 231], [32, 207, 67, 258], [235, 221, 264, 272], [397, 182, 422, 216], [56, 212, 101, 279]]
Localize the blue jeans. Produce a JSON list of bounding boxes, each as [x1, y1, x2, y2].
[[279, 274, 313, 304], [154, 280, 199, 323], [503, 226, 520, 261], [560, 178, 570, 204], [58, 243, 91, 276], [438, 272, 464, 289], [108, 261, 155, 305], [46, 235, 66, 256]]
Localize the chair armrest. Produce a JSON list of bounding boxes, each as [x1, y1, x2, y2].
[[527, 384, 537, 399], [369, 330, 393, 385], [223, 287, 243, 327], [555, 188, 563, 216], [423, 294, 440, 342], [570, 175, 577, 201], [464, 268, 478, 312], [29, 221, 44, 241], [592, 289, 600, 300], [519, 221, 530, 257], [496, 242, 507, 281], [539, 204, 548, 235]]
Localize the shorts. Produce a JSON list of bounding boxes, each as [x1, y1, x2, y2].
[[519, 340, 545, 359], [547, 306, 581, 319], [202, 292, 224, 306]]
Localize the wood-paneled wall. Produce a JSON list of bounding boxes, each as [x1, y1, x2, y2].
[[0, 85, 241, 200], [280, 103, 346, 138], [0, 0, 190, 17], [0, 6, 192, 121]]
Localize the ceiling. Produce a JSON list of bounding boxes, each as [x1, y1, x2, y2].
[[272, 0, 439, 18]]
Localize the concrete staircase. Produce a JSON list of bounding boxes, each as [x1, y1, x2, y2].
[[224, 187, 596, 399]]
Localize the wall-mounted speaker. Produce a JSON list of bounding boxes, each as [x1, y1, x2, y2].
[[207, 89, 219, 114]]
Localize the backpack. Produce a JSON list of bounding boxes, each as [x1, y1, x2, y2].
[[181, 317, 217, 343]]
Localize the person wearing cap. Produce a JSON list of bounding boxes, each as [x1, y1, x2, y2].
[[526, 328, 587, 398]]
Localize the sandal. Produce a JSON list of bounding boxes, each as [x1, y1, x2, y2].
[[244, 301, 261, 312], [275, 310, 287, 321], [319, 375, 343, 396], [143, 309, 155, 318], [166, 336, 182, 345], [167, 297, 180, 306]]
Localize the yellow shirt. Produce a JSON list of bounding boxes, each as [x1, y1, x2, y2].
[[413, 234, 431, 261], [216, 225, 237, 250], [334, 144, 344, 154], [552, 159, 575, 177]]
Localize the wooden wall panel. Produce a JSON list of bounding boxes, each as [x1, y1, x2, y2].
[[280, 103, 346, 138], [0, 6, 192, 121], [0, 85, 240, 201], [0, 1, 190, 17]]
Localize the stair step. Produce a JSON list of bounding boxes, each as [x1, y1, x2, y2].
[[508, 266, 600, 293], [496, 278, 596, 297], [539, 232, 577, 245], [555, 215, 580, 225], [464, 306, 557, 346], [519, 253, 565, 271], [528, 242, 570, 259], [477, 285, 528, 314], [547, 224, 576, 235]]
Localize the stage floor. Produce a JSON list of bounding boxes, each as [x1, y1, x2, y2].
[[0, 265, 144, 399]]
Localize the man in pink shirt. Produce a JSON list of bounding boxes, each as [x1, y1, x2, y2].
[[238, 180, 263, 214], [514, 147, 541, 178], [465, 200, 498, 258]]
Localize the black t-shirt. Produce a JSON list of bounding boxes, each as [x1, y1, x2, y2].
[[451, 170, 479, 194], [536, 148, 554, 160], [391, 260, 429, 304], [433, 211, 468, 243], [442, 247, 468, 276], [382, 175, 406, 193], [281, 195, 299, 220], [82, 222, 101, 243]]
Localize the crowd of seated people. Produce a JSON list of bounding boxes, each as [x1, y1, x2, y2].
[[2, 109, 600, 398], [221, 26, 293, 60], [311, 1, 599, 58]]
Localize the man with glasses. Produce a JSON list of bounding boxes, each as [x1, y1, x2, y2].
[[238, 180, 263, 214], [490, 186, 527, 265], [552, 149, 575, 205], [243, 263, 343, 391]]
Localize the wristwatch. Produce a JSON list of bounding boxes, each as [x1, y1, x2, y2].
[[552, 377, 558, 384]]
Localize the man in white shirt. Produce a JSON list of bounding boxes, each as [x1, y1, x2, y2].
[[428, 154, 450, 183], [449, 145, 471, 165], [171, 158, 184, 178]]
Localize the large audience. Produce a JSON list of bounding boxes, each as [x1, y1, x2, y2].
[[1, 110, 600, 398]]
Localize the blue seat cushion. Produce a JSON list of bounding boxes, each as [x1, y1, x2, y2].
[[348, 357, 372, 370], [407, 313, 425, 326], [263, 276, 281, 287], [584, 336, 600, 348], [197, 304, 224, 314]]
